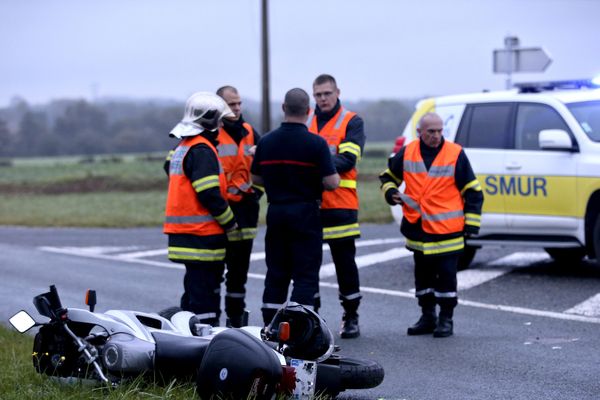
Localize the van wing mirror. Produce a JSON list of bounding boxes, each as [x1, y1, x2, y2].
[[538, 129, 574, 151], [9, 310, 37, 333]]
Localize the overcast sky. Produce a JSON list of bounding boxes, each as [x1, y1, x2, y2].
[[1, 0, 599, 107]]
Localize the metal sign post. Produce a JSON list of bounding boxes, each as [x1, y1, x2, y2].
[[493, 36, 552, 89]]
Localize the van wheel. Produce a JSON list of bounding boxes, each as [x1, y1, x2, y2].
[[544, 247, 586, 264], [593, 214, 600, 266], [458, 245, 477, 271]]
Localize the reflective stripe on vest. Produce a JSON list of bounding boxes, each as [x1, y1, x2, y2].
[[406, 236, 465, 255], [402, 140, 465, 235], [217, 123, 255, 202], [167, 246, 226, 262], [323, 222, 360, 240], [164, 135, 228, 236], [307, 106, 359, 210]]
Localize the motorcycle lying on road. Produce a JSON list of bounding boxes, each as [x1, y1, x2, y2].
[[9, 285, 384, 399]]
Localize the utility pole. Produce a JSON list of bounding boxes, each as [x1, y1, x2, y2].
[[261, 0, 271, 132]]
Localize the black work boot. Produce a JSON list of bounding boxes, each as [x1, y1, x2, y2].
[[433, 315, 454, 338], [225, 310, 249, 328], [407, 310, 437, 335], [340, 312, 360, 339]]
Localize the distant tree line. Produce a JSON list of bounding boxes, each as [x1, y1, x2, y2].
[[0, 96, 416, 157]]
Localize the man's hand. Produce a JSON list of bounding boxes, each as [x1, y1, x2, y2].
[[225, 223, 239, 233], [464, 225, 479, 238], [225, 223, 240, 241], [391, 191, 404, 205]]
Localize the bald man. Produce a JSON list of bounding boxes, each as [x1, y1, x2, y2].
[[379, 112, 484, 337]]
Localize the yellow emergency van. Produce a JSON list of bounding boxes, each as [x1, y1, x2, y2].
[[391, 79, 600, 269]]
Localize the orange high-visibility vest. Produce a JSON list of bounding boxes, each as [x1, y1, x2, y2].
[[401, 140, 465, 235], [307, 107, 358, 210], [164, 135, 228, 236], [217, 123, 255, 203]]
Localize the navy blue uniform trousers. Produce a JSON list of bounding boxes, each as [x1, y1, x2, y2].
[[262, 202, 322, 325]]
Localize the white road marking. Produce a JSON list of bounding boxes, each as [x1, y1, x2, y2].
[[37, 244, 600, 324], [320, 247, 411, 278], [488, 251, 550, 266], [42, 245, 144, 255], [409, 268, 510, 293], [354, 238, 404, 247], [252, 238, 406, 263], [457, 268, 510, 291], [564, 293, 600, 317], [116, 248, 167, 259]]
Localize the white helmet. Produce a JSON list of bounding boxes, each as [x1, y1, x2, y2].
[[170, 92, 235, 139]]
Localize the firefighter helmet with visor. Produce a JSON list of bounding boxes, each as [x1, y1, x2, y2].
[[170, 92, 234, 139]]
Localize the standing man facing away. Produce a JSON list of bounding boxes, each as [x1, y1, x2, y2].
[[164, 92, 238, 327], [216, 85, 262, 328], [379, 112, 484, 337], [307, 74, 366, 338], [251, 88, 340, 327]]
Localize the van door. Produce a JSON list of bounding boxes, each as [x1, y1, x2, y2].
[[504, 103, 578, 232], [454, 103, 515, 234]]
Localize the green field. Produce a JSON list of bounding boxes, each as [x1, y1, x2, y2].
[[0, 144, 394, 227]]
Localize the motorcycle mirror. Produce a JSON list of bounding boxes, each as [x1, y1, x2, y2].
[[8, 310, 36, 333], [85, 289, 97, 312], [278, 321, 290, 342]]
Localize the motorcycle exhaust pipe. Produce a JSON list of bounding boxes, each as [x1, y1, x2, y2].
[[102, 333, 155, 373]]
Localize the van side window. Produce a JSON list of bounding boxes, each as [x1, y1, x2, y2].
[[515, 103, 571, 150], [455, 103, 513, 149]]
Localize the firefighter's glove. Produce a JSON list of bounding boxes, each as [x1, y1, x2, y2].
[[464, 225, 479, 238], [385, 188, 402, 206], [226, 223, 240, 241], [253, 187, 264, 201]]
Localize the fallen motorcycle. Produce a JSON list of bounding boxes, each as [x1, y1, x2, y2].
[[9, 285, 384, 398]]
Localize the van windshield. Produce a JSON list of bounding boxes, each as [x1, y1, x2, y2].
[[567, 100, 600, 142]]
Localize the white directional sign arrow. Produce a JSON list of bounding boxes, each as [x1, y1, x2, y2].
[[493, 47, 553, 73]]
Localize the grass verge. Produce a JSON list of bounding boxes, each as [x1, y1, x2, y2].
[[0, 145, 394, 227]]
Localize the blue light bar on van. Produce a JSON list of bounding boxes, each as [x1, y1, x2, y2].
[[515, 79, 600, 93]]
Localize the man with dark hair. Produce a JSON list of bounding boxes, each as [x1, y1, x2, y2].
[[307, 74, 366, 338], [215, 85, 261, 328], [251, 88, 340, 326], [380, 112, 484, 338]]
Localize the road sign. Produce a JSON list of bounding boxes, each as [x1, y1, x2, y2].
[[493, 47, 552, 73]]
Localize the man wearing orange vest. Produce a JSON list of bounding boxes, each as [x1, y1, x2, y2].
[[307, 74, 366, 339], [164, 92, 238, 327], [379, 112, 484, 337], [216, 86, 262, 328]]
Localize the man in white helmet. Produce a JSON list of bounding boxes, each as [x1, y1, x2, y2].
[[164, 92, 238, 326]]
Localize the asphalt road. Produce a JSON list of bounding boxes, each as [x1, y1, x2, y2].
[[2, 224, 600, 399]]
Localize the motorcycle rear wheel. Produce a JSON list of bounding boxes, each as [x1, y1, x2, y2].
[[338, 357, 385, 389]]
